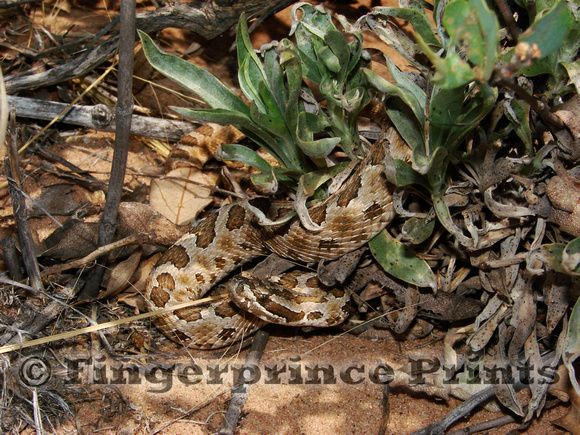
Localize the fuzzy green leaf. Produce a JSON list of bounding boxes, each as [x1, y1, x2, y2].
[[520, 1, 574, 60], [138, 30, 249, 115], [443, 0, 498, 80], [371, 7, 441, 47], [218, 144, 273, 174], [370, 230, 437, 290]]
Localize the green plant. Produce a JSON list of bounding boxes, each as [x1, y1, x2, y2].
[[139, 4, 435, 287], [359, 0, 576, 247], [139, 3, 373, 195]]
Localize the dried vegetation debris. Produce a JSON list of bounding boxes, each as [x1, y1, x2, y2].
[[0, 0, 579, 433]]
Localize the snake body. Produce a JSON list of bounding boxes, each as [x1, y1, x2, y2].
[[145, 141, 395, 348]]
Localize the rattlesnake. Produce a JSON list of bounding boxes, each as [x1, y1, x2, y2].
[[145, 140, 395, 348]]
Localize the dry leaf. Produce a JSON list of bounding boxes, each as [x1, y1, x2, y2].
[[27, 184, 80, 217], [130, 252, 161, 293], [149, 167, 219, 225], [99, 249, 142, 300], [551, 365, 580, 434], [42, 222, 99, 260], [117, 202, 185, 246]]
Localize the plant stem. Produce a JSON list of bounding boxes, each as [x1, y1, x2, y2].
[[496, 77, 564, 129], [79, 0, 136, 300]]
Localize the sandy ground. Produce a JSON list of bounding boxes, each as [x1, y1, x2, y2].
[[49, 329, 567, 434], [1, 0, 572, 433]]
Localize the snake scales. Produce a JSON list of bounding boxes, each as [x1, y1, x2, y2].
[[145, 140, 395, 348]]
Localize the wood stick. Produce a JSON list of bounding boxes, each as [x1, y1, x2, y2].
[[4, 0, 294, 94], [0, 0, 42, 9], [7, 96, 197, 142], [219, 330, 270, 435], [79, 0, 136, 301], [5, 112, 44, 291]]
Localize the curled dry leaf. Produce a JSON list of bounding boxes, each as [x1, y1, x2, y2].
[[117, 202, 185, 246], [550, 364, 580, 434], [552, 95, 580, 160], [42, 222, 99, 260], [117, 252, 162, 312], [468, 295, 508, 352], [27, 184, 81, 217], [149, 167, 219, 226], [99, 249, 142, 300], [41, 202, 185, 261], [484, 186, 536, 218], [545, 272, 570, 332], [317, 246, 365, 286]]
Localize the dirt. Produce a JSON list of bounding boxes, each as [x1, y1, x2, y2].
[[0, 1, 571, 434]]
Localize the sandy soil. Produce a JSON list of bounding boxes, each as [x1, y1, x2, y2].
[[0, 0, 571, 434]]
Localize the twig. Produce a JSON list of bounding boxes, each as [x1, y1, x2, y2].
[[378, 384, 390, 435], [447, 413, 517, 434], [1, 236, 23, 281], [446, 399, 562, 435], [31, 388, 44, 435], [412, 352, 558, 435], [0, 0, 41, 9], [31, 144, 108, 192], [41, 234, 142, 278], [4, 112, 43, 291], [15, 63, 117, 156], [0, 278, 79, 346], [496, 77, 564, 129], [150, 391, 227, 435], [5, 17, 120, 94], [411, 386, 498, 435], [493, 0, 520, 42], [0, 66, 7, 157], [0, 279, 228, 354], [79, 0, 136, 301], [4, 0, 294, 94], [7, 96, 198, 142], [218, 330, 270, 435]]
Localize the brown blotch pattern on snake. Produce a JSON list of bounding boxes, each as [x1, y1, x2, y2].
[[263, 301, 305, 323], [169, 328, 191, 342], [149, 286, 170, 308], [217, 328, 236, 340], [306, 311, 324, 322], [328, 288, 345, 298], [309, 206, 327, 225], [305, 276, 320, 288], [158, 245, 190, 269], [278, 274, 299, 289], [336, 177, 362, 207], [192, 212, 218, 248], [214, 302, 240, 318], [364, 202, 385, 221], [370, 141, 386, 164], [174, 307, 202, 322], [214, 256, 227, 269], [156, 272, 176, 291], [318, 239, 340, 250], [226, 204, 247, 230]]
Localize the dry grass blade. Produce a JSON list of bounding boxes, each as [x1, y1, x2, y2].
[[0, 293, 228, 355], [0, 68, 7, 158]]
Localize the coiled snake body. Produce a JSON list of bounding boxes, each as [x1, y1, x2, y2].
[[145, 141, 395, 348]]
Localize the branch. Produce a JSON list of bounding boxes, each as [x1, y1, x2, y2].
[[7, 96, 197, 141], [4, 0, 295, 94]]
